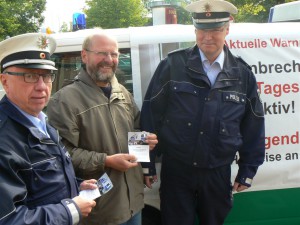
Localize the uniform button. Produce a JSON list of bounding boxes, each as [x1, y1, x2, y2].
[[193, 162, 197, 166], [226, 96, 229, 99], [194, 91, 197, 94], [222, 129, 226, 132], [174, 87, 177, 90], [187, 123, 192, 126], [34, 177, 38, 181], [200, 131, 204, 135], [207, 98, 210, 101], [204, 98, 207, 101]]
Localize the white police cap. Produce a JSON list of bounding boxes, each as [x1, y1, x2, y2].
[[0, 33, 57, 72], [185, 0, 238, 29]]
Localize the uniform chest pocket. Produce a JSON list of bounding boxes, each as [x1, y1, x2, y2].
[[221, 92, 246, 120], [171, 82, 200, 97], [169, 82, 203, 115]]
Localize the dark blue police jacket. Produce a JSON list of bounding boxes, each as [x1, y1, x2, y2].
[[141, 45, 265, 187], [0, 96, 80, 225]]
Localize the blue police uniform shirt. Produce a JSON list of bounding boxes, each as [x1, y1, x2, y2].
[[199, 49, 224, 86]]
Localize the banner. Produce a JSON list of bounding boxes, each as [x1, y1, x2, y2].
[[227, 23, 300, 191]]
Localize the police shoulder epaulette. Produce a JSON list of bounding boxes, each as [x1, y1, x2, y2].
[[236, 56, 252, 70]]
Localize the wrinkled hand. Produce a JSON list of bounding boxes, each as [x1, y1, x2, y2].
[[73, 196, 96, 217], [145, 133, 158, 150], [105, 153, 138, 172], [144, 175, 158, 189], [233, 182, 249, 192], [79, 179, 98, 191]]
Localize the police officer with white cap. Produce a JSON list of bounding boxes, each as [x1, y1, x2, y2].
[[0, 33, 97, 225], [140, 0, 265, 224]]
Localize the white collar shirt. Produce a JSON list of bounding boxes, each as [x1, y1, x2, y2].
[[199, 49, 225, 86], [10, 100, 50, 137]]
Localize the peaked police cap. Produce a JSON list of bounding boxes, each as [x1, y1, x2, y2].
[[0, 33, 57, 72], [185, 0, 238, 29]]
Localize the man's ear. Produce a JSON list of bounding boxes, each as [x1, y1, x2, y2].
[[0, 74, 5, 85], [81, 49, 88, 64], [226, 25, 230, 35]]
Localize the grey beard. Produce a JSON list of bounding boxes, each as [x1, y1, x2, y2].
[[90, 71, 114, 83]]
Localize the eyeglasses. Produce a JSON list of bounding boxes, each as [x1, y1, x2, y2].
[[5, 71, 56, 83], [85, 49, 119, 59]]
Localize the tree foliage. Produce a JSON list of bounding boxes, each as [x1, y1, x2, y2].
[[84, 0, 149, 29], [60, 22, 70, 33], [0, 0, 46, 41], [175, 2, 193, 24]]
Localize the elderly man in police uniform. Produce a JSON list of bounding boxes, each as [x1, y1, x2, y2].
[[0, 33, 97, 225], [140, 0, 265, 225]]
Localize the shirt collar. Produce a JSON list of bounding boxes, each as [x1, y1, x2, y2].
[[8, 99, 49, 136], [199, 48, 225, 70]]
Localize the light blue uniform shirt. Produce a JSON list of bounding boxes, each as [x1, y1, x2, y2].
[[199, 49, 225, 86], [10, 100, 50, 137]]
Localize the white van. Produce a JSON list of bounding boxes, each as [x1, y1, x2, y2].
[[268, 1, 300, 22]]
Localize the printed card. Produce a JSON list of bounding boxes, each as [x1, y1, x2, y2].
[[128, 132, 150, 162], [79, 173, 113, 200]]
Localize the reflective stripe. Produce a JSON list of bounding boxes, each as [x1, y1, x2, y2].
[[66, 202, 80, 225]]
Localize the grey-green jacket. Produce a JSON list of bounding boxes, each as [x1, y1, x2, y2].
[[47, 69, 143, 225]]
